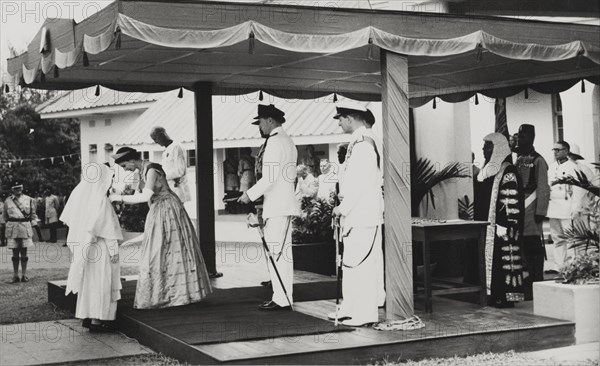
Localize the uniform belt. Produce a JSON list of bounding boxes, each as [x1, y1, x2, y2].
[[7, 218, 31, 222]]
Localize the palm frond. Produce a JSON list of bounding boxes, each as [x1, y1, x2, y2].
[[564, 219, 599, 252], [411, 158, 470, 214], [553, 171, 600, 197], [458, 195, 474, 220]]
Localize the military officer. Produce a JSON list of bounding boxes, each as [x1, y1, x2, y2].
[[3, 181, 38, 283], [238, 104, 298, 310], [330, 101, 385, 326]]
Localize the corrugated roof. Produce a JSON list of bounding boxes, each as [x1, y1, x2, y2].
[[115, 90, 379, 145], [37, 86, 161, 114]]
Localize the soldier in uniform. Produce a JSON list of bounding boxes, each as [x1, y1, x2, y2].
[[515, 124, 550, 299], [3, 181, 38, 283], [330, 102, 385, 326], [238, 104, 298, 310]]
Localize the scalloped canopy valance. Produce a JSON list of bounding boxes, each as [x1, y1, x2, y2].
[[5, 0, 600, 106]]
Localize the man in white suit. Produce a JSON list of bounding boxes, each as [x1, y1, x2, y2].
[[330, 101, 385, 326], [238, 104, 298, 310], [150, 126, 191, 203]]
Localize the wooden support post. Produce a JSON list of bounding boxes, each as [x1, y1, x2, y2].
[[193, 82, 218, 275], [381, 51, 413, 320]]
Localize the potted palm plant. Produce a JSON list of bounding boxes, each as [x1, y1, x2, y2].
[[533, 168, 599, 344], [292, 196, 336, 275]]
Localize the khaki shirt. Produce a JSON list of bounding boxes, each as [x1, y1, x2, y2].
[[3, 194, 37, 239]]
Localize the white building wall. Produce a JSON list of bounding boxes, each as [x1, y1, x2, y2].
[[561, 80, 598, 164]]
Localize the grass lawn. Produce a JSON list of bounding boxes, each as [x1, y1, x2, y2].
[[379, 350, 599, 366]]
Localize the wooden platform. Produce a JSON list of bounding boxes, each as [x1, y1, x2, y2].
[[48, 242, 575, 364]]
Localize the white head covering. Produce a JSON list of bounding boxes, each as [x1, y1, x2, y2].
[[478, 133, 512, 182], [61, 163, 123, 295]]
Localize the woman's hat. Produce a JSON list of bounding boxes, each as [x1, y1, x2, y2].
[[111, 146, 138, 163]]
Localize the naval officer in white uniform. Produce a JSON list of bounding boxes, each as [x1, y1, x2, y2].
[[238, 104, 298, 310], [330, 101, 385, 326]]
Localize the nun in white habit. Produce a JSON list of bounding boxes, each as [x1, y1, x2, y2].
[[62, 163, 123, 331]]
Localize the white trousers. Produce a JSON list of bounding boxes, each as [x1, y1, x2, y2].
[[264, 216, 294, 306], [341, 225, 384, 324], [549, 218, 572, 270]]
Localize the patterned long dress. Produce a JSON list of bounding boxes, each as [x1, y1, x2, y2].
[[475, 162, 525, 307], [134, 163, 212, 309]]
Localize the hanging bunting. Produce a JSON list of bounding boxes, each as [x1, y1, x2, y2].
[[178, 87, 183, 98]]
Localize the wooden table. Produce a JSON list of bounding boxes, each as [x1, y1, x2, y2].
[[412, 219, 489, 313]]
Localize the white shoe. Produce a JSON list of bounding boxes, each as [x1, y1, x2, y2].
[[341, 318, 374, 327], [327, 311, 351, 321]]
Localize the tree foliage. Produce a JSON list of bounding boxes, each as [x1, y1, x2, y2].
[[0, 88, 80, 197]]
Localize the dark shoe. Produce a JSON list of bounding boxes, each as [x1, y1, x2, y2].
[[62, 243, 68, 247], [544, 269, 559, 274], [10, 276, 20, 284], [209, 272, 223, 279], [258, 300, 291, 311], [82, 318, 91, 329], [260, 280, 272, 287], [89, 322, 115, 333], [21, 276, 29, 283]]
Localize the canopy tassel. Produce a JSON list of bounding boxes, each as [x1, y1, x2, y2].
[[524, 88, 529, 99], [82, 51, 90, 67], [259, 90, 264, 101], [432, 97, 437, 109], [581, 79, 586, 93], [474, 93, 479, 105], [475, 43, 483, 62], [575, 49, 584, 69], [178, 87, 183, 98], [367, 38, 374, 60], [53, 66, 59, 78], [333, 93, 338, 103], [115, 26, 122, 50], [248, 31, 255, 55], [95, 85, 100, 96]]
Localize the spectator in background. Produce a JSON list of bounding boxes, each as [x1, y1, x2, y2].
[[301, 145, 321, 176], [317, 159, 338, 200], [32, 191, 45, 242], [4, 181, 38, 283], [0, 193, 6, 247], [515, 124, 549, 300], [44, 187, 61, 243], [296, 164, 318, 200], [509, 133, 519, 163], [238, 147, 256, 192], [150, 126, 191, 203]]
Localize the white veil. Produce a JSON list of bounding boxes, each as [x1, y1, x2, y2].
[[61, 163, 123, 295]]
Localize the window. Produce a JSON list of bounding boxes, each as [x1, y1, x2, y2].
[[142, 151, 150, 160], [104, 118, 112, 126], [552, 94, 564, 141], [89, 120, 96, 128], [187, 149, 196, 167], [89, 144, 97, 163], [104, 143, 113, 152]]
